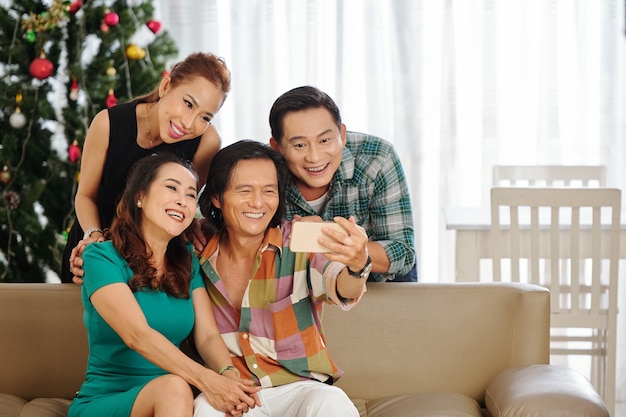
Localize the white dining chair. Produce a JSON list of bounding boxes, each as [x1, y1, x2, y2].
[[492, 165, 606, 187], [489, 187, 620, 416]]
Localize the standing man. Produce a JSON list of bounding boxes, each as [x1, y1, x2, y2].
[[269, 86, 416, 282]]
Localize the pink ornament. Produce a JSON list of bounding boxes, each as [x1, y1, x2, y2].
[[146, 19, 162, 34], [104, 11, 119, 26], [30, 57, 54, 80], [106, 89, 118, 108], [68, 141, 82, 163]]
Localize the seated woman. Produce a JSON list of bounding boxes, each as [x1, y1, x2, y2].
[[68, 152, 260, 417]]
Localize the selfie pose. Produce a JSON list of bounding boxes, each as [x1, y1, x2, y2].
[[193, 140, 369, 417], [269, 86, 416, 282]]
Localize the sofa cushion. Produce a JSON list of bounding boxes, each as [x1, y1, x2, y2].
[[324, 282, 550, 403], [0, 394, 26, 417], [485, 365, 609, 417], [361, 392, 482, 417], [0, 394, 70, 417]]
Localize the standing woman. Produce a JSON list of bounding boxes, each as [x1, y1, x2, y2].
[[61, 52, 230, 282], [68, 152, 260, 417]]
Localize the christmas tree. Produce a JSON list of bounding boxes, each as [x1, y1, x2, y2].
[[0, 0, 178, 282]]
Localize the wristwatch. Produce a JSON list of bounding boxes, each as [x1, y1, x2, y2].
[[83, 227, 103, 240], [347, 256, 372, 279]]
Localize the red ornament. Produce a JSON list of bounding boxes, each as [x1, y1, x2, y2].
[[68, 0, 82, 14], [30, 56, 54, 80], [106, 89, 118, 108], [161, 70, 170, 78], [0, 166, 10, 185], [69, 78, 79, 101], [68, 140, 82, 163], [104, 11, 120, 26], [146, 19, 162, 34]]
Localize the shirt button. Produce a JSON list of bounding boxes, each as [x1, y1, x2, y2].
[[242, 333, 248, 339], [252, 364, 258, 369]]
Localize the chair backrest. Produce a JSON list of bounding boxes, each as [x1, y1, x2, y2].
[[489, 187, 620, 414], [493, 165, 606, 187], [490, 187, 620, 322]]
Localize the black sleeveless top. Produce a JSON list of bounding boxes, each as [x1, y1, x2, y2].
[[61, 101, 201, 282]]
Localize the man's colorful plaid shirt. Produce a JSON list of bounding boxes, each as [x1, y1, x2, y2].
[[198, 220, 365, 388]]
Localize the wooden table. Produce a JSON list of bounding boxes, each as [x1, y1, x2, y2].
[[444, 206, 626, 282]]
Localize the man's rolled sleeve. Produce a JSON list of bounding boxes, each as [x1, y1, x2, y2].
[[369, 145, 416, 278]]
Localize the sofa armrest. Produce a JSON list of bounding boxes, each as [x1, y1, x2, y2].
[[485, 365, 609, 417]]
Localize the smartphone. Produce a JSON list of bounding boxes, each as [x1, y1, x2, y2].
[[289, 221, 346, 253]]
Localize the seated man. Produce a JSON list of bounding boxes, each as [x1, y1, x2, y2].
[[268, 86, 416, 282], [193, 140, 369, 417]]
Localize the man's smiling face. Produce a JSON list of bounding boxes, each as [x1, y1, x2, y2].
[[271, 107, 346, 201]]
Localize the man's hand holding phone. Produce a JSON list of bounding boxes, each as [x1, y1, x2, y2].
[[289, 221, 347, 252], [289, 216, 369, 277]]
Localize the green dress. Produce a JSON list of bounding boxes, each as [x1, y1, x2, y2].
[[68, 241, 204, 417]]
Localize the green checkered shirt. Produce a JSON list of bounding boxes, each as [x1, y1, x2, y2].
[[284, 132, 415, 281]]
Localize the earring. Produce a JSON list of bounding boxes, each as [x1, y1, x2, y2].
[[137, 201, 142, 208]]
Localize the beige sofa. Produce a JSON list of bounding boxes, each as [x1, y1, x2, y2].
[[0, 282, 609, 417]]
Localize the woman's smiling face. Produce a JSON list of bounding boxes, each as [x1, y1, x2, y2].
[[139, 162, 198, 239], [157, 76, 224, 142]]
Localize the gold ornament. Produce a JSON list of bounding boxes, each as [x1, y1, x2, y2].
[[125, 44, 146, 60]]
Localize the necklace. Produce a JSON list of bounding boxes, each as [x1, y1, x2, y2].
[[145, 103, 154, 148]]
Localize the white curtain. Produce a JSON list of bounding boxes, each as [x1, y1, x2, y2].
[[157, 0, 626, 401]]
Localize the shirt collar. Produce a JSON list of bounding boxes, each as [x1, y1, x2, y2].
[[198, 226, 283, 266], [336, 144, 355, 182], [261, 226, 283, 256]]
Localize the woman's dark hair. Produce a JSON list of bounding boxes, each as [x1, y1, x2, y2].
[[107, 152, 199, 298], [198, 140, 289, 236], [132, 52, 231, 107], [268, 85, 342, 143]]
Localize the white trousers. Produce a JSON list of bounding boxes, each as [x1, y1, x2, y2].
[[193, 380, 359, 417]]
